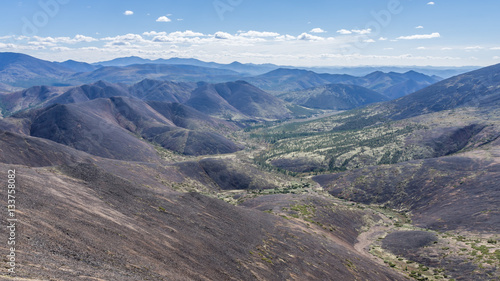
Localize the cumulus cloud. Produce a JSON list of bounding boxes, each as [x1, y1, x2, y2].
[[337, 28, 371, 35], [156, 16, 171, 22], [336, 29, 352, 35], [214, 31, 233, 39], [397, 32, 440, 40], [124, 10, 134, 16], [416, 26, 424, 29], [33, 35, 97, 44], [364, 39, 375, 43], [352, 29, 371, 35], [379, 37, 388, 41], [102, 33, 144, 42], [417, 46, 426, 50], [310, 28, 326, 33], [169, 30, 205, 37], [491, 47, 500, 50], [297, 33, 325, 41], [73, 34, 98, 43], [427, 2, 435, 5], [238, 30, 280, 37]]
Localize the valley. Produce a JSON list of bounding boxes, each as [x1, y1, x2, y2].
[[0, 52, 499, 280]]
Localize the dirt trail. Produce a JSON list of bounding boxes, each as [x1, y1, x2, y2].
[[353, 214, 393, 266]]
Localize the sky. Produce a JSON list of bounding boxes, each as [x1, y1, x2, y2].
[[1, 0, 500, 67]]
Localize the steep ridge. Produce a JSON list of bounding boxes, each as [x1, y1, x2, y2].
[[1, 79, 290, 120], [5, 97, 242, 159], [384, 63, 500, 120], [0, 52, 75, 87]]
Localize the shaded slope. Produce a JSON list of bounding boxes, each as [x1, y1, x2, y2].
[[146, 101, 238, 131], [385, 63, 500, 120], [28, 100, 161, 162], [279, 84, 388, 110], [10, 97, 242, 158], [128, 79, 195, 103], [1, 79, 288, 121], [142, 126, 242, 156], [0, 130, 92, 166], [313, 148, 500, 232], [352, 70, 440, 99], [186, 81, 291, 119], [184, 82, 242, 118], [0, 85, 68, 114], [214, 81, 291, 119], [247, 68, 440, 97], [50, 80, 131, 104], [0, 52, 75, 87]]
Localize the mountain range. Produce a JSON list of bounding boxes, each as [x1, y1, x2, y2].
[[0, 52, 443, 101], [0, 79, 291, 120], [1, 52, 499, 280], [247, 68, 442, 98]]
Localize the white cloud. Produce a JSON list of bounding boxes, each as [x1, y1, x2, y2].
[[238, 30, 280, 37], [397, 32, 440, 40], [441, 47, 453, 50], [465, 46, 483, 50], [337, 28, 371, 35], [276, 34, 296, 41], [297, 33, 324, 41], [214, 31, 233, 39], [337, 29, 352, 35], [102, 33, 144, 42], [32, 35, 97, 44], [156, 16, 171, 22], [364, 39, 375, 43], [143, 31, 165, 37], [12, 29, 494, 67], [310, 28, 326, 33], [491, 47, 500, 50], [124, 10, 134, 16], [352, 29, 371, 35], [73, 34, 98, 43], [417, 46, 426, 50], [494, 56, 500, 60], [102, 34, 145, 47], [416, 26, 424, 29], [169, 30, 205, 37], [427, 2, 435, 5]]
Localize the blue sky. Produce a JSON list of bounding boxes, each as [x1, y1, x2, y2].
[[1, 0, 499, 66]]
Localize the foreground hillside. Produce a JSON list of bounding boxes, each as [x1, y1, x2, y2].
[[0, 136, 406, 280], [1, 61, 499, 280]]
